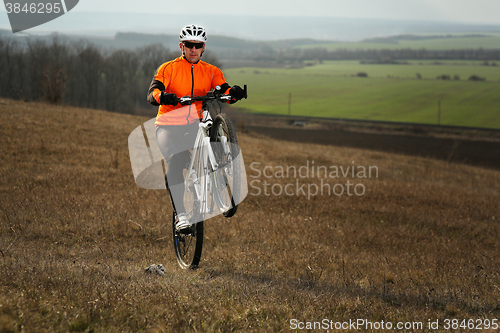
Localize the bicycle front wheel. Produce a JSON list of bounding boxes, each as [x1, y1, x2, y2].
[[210, 113, 240, 218]]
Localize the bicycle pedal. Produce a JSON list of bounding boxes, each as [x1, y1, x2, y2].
[[178, 226, 195, 235]]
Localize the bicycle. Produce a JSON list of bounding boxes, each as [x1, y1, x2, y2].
[[170, 85, 247, 269]]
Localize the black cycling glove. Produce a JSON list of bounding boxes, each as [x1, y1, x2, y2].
[[229, 85, 245, 101], [160, 92, 178, 106]]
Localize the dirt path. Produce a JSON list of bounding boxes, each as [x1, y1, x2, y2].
[[246, 125, 500, 170]]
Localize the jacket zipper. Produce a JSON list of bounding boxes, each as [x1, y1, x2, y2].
[[186, 64, 194, 124]]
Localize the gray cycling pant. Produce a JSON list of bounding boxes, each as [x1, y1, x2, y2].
[[156, 123, 199, 215]]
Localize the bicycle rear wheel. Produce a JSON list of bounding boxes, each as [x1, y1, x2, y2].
[[172, 212, 203, 269], [210, 113, 240, 218], [171, 159, 204, 269]]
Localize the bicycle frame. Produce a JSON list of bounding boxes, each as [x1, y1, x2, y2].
[[186, 119, 220, 217]]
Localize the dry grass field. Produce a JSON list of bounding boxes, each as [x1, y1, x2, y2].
[[1, 98, 499, 332]]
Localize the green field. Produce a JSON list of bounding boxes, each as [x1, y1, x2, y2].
[[225, 61, 500, 129]]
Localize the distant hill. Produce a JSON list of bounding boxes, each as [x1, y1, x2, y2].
[[4, 29, 500, 56], [360, 34, 495, 44], [3, 12, 500, 41]]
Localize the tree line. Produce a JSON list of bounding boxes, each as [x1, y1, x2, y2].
[[0, 35, 220, 114]]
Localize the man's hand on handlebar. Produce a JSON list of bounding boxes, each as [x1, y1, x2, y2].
[[160, 92, 178, 106], [229, 85, 245, 104]]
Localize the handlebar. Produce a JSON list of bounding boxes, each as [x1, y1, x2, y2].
[[178, 84, 247, 105]]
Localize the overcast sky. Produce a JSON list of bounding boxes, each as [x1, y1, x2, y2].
[[69, 0, 500, 25], [1, 0, 500, 40], [1, 0, 500, 25]]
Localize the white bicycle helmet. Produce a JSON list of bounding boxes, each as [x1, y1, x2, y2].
[[179, 24, 207, 43]]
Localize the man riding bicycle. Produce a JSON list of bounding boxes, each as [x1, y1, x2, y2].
[[147, 24, 245, 232]]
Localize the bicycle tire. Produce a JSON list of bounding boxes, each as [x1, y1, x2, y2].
[[172, 212, 203, 269], [210, 113, 240, 218], [171, 155, 204, 269]]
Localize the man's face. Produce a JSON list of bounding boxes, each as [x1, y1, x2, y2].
[[180, 40, 205, 64]]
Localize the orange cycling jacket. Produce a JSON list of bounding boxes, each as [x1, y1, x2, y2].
[[147, 56, 230, 126]]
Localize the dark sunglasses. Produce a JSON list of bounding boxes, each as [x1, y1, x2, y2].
[[183, 41, 204, 49]]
